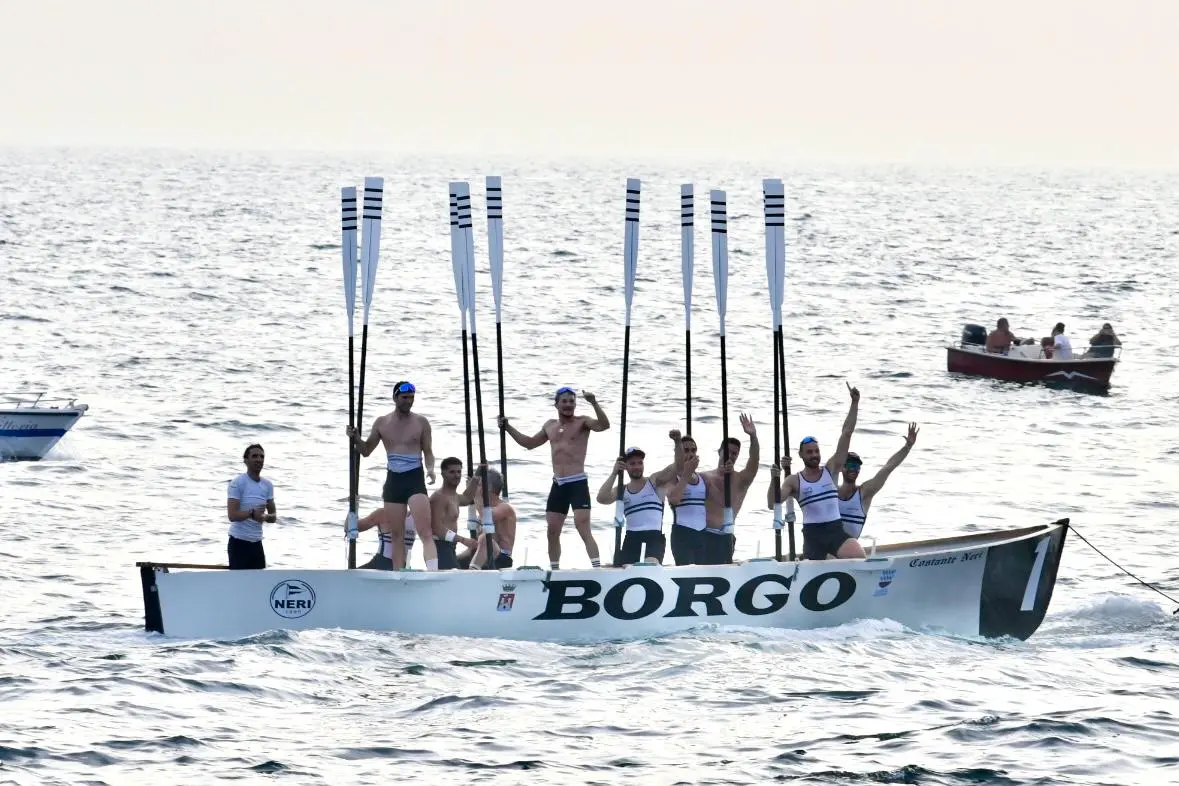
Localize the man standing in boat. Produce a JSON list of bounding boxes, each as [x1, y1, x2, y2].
[[457, 466, 517, 569], [698, 414, 760, 564], [498, 387, 610, 569], [667, 435, 708, 565], [346, 381, 440, 570], [767, 383, 867, 561], [225, 443, 277, 570], [594, 429, 686, 565], [838, 423, 919, 539], [428, 456, 483, 569]]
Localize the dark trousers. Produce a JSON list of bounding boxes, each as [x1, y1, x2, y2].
[[228, 536, 266, 570]]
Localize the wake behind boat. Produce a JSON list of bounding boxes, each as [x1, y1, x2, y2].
[[0, 391, 89, 461], [138, 519, 1069, 642], [133, 175, 1073, 644]]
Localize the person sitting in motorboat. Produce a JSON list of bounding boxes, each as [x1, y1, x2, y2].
[[1050, 322, 1073, 359], [985, 318, 1024, 354], [1038, 336, 1055, 359], [1083, 323, 1121, 358]]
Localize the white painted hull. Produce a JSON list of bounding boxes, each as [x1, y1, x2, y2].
[[139, 520, 1069, 643], [0, 405, 88, 460]]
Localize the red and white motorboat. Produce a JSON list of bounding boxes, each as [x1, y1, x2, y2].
[[946, 324, 1121, 389]]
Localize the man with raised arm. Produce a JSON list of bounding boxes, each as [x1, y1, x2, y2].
[[698, 413, 760, 565], [346, 380, 440, 570], [837, 423, 919, 539], [767, 383, 865, 561], [595, 429, 685, 566], [498, 386, 610, 569]]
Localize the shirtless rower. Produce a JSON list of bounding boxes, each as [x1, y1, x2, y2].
[[429, 456, 481, 569], [498, 386, 610, 569], [838, 423, 919, 539], [697, 413, 760, 565], [767, 382, 866, 560], [346, 380, 440, 570], [594, 429, 685, 566], [457, 466, 518, 570]]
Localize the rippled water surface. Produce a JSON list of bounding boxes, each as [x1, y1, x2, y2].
[[2, 149, 1178, 785]]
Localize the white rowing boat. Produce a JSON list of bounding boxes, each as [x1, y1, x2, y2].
[[0, 392, 89, 461], [137, 519, 1069, 642]]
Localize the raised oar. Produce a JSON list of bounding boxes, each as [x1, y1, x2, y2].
[[771, 183, 797, 561], [710, 190, 734, 540], [763, 178, 788, 562], [449, 187, 478, 539], [455, 182, 495, 569], [340, 186, 359, 568], [354, 176, 383, 564], [614, 178, 641, 563], [681, 184, 694, 432], [486, 176, 509, 500]]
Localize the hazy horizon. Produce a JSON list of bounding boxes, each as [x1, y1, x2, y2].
[[2, 0, 1176, 169]]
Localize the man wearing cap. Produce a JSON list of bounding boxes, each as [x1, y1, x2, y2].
[[767, 382, 866, 560], [838, 423, 919, 539], [346, 381, 440, 570], [499, 387, 610, 569], [595, 430, 686, 566]]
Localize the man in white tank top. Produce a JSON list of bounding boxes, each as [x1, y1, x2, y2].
[[595, 430, 685, 565], [667, 440, 709, 565], [838, 422, 919, 539], [767, 383, 867, 560]]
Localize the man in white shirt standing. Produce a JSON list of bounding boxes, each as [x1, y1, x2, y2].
[[1051, 322, 1073, 360], [226, 443, 276, 569]]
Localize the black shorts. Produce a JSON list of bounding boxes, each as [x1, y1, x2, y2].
[[227, 535, 266, 570], [383, 467, 428, 504], [434, 538, 459, 570], [670, 524, 706, 566], [546, 478, 592, 515], [617, 530, 666, 565], [457, 543, 514, 570], [803, 520, 852, 560], [699, 531, 735, 565]]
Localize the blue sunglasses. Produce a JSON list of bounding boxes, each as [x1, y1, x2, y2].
[[554, 386, 576, 401], [394, 381, 416, 395], [799, 436, 817, 448]]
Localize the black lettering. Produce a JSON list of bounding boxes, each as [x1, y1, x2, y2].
[[799, 571, 856, 612], [533, 579, 602, 620], [603, 578, 664, 620], [664, 576, 731, 618], [733, 574, 793, 616]]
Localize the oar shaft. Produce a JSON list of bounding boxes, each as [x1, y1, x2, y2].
[[616, 178, 641, 562]]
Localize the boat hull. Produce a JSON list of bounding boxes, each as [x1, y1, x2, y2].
[[0, 406, 88, 460], [946, 345, 1116, 389], [138, 521, 1069, 643]]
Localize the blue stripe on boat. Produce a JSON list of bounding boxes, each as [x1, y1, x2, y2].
[[0, 428, 68, 437]]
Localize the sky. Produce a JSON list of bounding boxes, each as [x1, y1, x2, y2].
[[1, 0, 1176, 167]]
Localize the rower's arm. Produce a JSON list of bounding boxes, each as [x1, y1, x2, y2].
[[595, 471, 618, 504], [668, 471, 690, 505], [505, 420, 549, 450], [457, 472, 480, 506], [584, 398, 610, 432], [766, 470, 796, 509], [264, 493, 277, 523], [226, 477, 254, 522], [737, 430, 760, 487], [500, 507, 517, 552], [354, 418, 382, 457], [826, 398, 859, 475], [860, 441, 913, 505], [421, 417, 436, 477]]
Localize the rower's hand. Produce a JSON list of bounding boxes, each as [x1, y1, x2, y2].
[[497, 415, 508, 430], [905, 422, 919, 445], [739, 412, 755, 435], [669, 428, 681, 442], [722, 459, 735, 474], [427, 469, 436, 485], [345, 425, 357, 439], [685, 456, 699, 473], [612, 458, 627, 475], [846, 382, 860, 402], [582, 391, 597, 405]]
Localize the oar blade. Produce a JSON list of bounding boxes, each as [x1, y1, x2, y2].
[[681, 184, 694, 329], [341, 187, 359, 334], [360, 176, 384, 324], [623, 178, 641, 321], [710, 189, 728, 329], [455, 181, 477, 333], [762, 178, 785, 329], [448, 185, 467, 322], [486, 176, 505, 323]]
